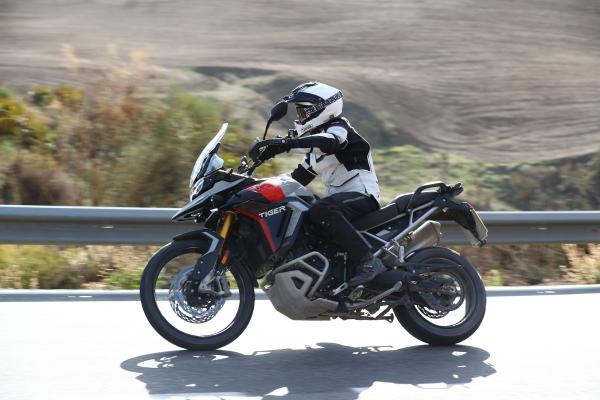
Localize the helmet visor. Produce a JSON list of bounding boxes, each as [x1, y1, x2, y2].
[[296, 105, 310, 123]]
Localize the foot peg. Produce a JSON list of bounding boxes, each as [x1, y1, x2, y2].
[[348, 285, 364, 301], [330, 282, 348, 296]]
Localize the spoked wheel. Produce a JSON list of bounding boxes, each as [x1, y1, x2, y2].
[[394, 247, 486, 345], [140, 240, 254, 350]]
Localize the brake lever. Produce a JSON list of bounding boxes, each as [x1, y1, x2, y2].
[[246, 159, 263, 176], [237, 156, 249, 173]]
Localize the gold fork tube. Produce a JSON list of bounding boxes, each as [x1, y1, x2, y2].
[[218, 211, 235, 240]]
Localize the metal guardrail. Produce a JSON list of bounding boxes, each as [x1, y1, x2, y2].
[[0, 205, 599, 245]]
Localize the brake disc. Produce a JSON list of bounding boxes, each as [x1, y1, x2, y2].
[[168, 267, 225, 324], [412, 273, 464, 314]]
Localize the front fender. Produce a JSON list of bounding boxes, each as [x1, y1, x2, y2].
[[173, 228, 222, 248]]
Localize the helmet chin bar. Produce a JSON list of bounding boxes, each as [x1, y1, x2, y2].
[[294, 120, 316, 136]]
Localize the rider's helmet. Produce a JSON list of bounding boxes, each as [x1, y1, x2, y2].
[[284, 82, 343, 136]]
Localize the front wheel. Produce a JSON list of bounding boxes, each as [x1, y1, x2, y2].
[[140, 240, 255, 350], [394, 247, 486, 345]]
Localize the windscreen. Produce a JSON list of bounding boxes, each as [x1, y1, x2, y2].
[[189, 123, 228, 187]]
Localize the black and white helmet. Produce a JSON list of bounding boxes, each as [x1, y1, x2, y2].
[[284, 82, 343, 135]]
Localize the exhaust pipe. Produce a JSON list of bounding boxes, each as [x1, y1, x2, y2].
[[375, 221, 443, 288], [404, 220, 442, 255]]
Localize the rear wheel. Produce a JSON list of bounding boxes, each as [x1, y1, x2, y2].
[[140, 240, 255, 350], [394, 247, 486, 345]]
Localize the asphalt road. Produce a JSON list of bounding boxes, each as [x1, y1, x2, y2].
[[1, 293, 599, 400]]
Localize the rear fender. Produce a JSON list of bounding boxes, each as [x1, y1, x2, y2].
[[433, 199, 488, 246]]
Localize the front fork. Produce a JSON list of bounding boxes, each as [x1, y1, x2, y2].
[[189, 212, 236, 297], [217, 211, 235, 263]]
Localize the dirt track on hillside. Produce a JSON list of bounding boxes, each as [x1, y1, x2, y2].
[[1, 0, 599, 161]]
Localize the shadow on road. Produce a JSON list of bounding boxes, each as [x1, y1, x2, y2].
[[121, 343, 495, 398]]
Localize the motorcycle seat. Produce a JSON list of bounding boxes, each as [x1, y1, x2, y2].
[[352, 191, 438, 231]]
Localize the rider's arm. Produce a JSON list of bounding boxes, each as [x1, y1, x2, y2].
[[291, 154, 317, 186], [288, 126, 348, 155]]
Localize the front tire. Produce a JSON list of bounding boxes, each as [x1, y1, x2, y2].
[[140, 240, 255, 350], [394, 247, 486, 345]]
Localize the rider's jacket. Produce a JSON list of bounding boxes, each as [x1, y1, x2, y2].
[[290, 117, 380, 201]]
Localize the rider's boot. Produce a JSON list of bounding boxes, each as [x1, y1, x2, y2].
[[349, 254, 386, 287]]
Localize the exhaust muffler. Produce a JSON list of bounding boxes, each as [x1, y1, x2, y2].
[[404, 220, 442, 255]]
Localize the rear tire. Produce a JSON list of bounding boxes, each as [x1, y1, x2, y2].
[[140, 240, 255, 350], [394, 247, 486, 345]]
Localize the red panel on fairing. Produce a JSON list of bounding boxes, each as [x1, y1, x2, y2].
[[246, 180, 286, 202]]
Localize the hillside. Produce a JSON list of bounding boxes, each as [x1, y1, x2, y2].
[[2, 0, 600, 162], [1, 81, 599, 288]]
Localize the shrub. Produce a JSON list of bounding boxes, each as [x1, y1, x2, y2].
[[483, 269, 503, 286], [98, 245, 155, 289], [0, 96, 52, 145], [0, 98, 25, 136], [561, 244, 600, 284], [53, 85, 83, 109], [8, 152, 79, 205], [0, 115, 19, 137], [0, 84, 13, 99], [0, 245, 157, 289], [0, 245, 73, 288], [105, 268, 144, 289], [457, 244, 567, 286], [30, 86, 53, 106], [0, 79, 254, 207]]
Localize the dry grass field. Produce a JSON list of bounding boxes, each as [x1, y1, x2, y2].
[[1, 0, 600, 161]]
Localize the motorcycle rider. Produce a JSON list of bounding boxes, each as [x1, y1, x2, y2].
[[250, 82, 385, 287]]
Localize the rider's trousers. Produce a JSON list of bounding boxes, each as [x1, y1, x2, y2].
[[308, 192, 379, 266]]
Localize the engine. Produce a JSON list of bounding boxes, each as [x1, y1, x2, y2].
[[263, 250, 340, 320]]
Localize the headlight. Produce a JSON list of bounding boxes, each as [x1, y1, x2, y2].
[[190, 178, 205, 201]]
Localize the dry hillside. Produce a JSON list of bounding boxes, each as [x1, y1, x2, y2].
[[1, 0, 600, 161]]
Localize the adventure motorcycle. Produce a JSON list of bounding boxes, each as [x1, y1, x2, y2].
[[140, 103, 489, 350]]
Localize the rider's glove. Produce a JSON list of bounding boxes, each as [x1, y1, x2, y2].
[[249, 138, 292, 161]]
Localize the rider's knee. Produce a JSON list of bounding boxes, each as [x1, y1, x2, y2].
[[309, 199, 342, 227]]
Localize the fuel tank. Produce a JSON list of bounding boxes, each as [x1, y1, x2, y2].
[[246, 174, 316, 203], [230, 174, 316, 252]]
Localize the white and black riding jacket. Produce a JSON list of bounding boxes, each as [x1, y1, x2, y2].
[[289, 117, 380, 201]]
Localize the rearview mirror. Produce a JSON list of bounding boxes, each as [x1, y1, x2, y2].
[[270, 101, 288, 122], [263, 100, 288, 140]]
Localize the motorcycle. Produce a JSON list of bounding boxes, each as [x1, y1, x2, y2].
[[140, 103, 489, 350]]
